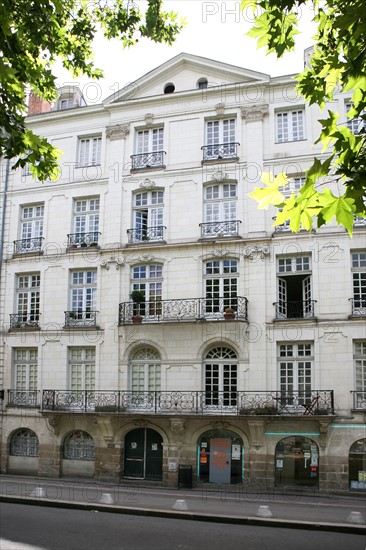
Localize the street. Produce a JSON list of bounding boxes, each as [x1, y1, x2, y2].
[[1, 502, 365, 550]]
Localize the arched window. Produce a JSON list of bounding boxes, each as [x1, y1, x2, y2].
[[349, 438, 366, 490], [130, 347, 161, 392], [63, 431, 95, 460], [204, 346, 238, 407], [10, 429, 39, 457], [197, 78, 208, 89]]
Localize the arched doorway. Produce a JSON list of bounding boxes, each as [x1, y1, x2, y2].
[[349, 438, 366, 490], [197, 429, 243, 484], [62, 430, 95, 477], [124, 428, 163, 480], [8, 428, 39, 475], [275, 436, 319, 487]]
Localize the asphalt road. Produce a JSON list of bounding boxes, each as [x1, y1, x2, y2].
[[1, 502, 365, 550]]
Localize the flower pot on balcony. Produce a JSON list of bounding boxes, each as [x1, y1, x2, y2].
[[131, 315, 143, 325], [224, 307, 235, 320]]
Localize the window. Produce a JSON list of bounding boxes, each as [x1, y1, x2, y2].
[[132, 128, 165, 169], [276, 109, 305, 142], [10, 429, 39, 457], [17, 204, 44, 253], [346, 102, 363, 133], [69, 348, 95, 392], [70, 270, 97, 321], [354, 341, 366, 409], [204, 347, 238, 407], [131, 190, 164, 242], [78, 136, 101, 167], [14, 348, 38, 394], [197, 78, 208, 89], [204, 259, 238, 315], [204, 118, 237, 159], [60, 97, 74, 110], [71, 197, 100, 247], [131, 264, 162, 318], [16, 274, 40, 324], [130, 348, 161, 392], [63, 431, 95, 460], [278, 343, 313, 406], [351, 251, 366, 314], [202, 183, 238, 237], [276, 256, 313, 318], [282, 176, 305, 198]]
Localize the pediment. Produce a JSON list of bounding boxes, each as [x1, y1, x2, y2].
[[104, 52, 269, 104]]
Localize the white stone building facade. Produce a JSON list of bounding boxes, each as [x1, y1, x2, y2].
[[0, 53, 365, 491]]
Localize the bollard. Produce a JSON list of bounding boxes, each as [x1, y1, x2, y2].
[[99, 492, 114, 504], [347, 511, 364, 524], [172, 499, 189, 511], [30, 487, 45, 498], [256, 505, 273, 518]]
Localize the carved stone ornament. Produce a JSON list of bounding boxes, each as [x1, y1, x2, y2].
[[240, 104, 269, 122], [106, 124, 130, 140], [211, 246, 230, 259], [170, 419, 186, 438], [319, 420, 331, 451], [100, 255, 124, 270], [144, 113, 154, 126], [45, 416, 60, 435], [212, 421, 228, 431], [210, 170, 230, 182], [139, 178, 156, 189], [243, 245, 270, 261], [215, 103, 225, 116], [133, 419, 148, 428]]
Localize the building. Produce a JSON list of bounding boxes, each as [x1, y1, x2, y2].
[[0, 53, 365, 491]]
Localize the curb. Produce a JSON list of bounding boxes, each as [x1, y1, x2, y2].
[[1, 495, 365, 535]]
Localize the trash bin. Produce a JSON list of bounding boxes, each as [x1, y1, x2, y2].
[[178, 464, 192, 488]]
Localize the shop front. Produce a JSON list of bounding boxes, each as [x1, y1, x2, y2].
[[197, 429, 243, 484], [349, 438, 366, 490], [275, 436, 319, 487]]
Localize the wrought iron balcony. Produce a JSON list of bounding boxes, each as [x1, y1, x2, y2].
[[354, 216, 366, 227], [119, 296, 248, 324], [127, 226, 166, 244], [13, 237, 44, 255], [9, 313, 40, 330], [64, 310, 98, 328], [272, 217, 290, 232], [67, 232, 101, 249], [131, 151, 166, 170], [351, 391, 366, 409], [349, 298, 366, 316], [41, 389, 334, 415], [274, 300, 316, 319], [201, 142, 239, 161], [7, 390, 40, 408], [199, 220, 241, 238]]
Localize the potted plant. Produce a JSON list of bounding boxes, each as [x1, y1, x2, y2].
[[130, 289, 145, 324], [224, 307, 235, 320]]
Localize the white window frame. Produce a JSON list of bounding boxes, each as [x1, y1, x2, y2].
[[130, 348, 161, 393], [131, 264, 163, 319], [132, 190, 164, 241], [72, 197, 100, 246], [276, 256, 312, 319], [20, 204, 44, 241], [346, 102, 363, 133], [203, 183, 238, 237], [136, 128, 164, 154], [278, 343, 313, 407], [204, 347, 238, 409], [204, 259, 238, 315], [16, 273, 40, 322], [13, 348, 38, 392], [68, 348, 96, 392], [70, 270, 97, 314], [276, 109, 305, 142], [354, 341, 366, 409], [78, 136, 102, 167], [204, 118, 236, 159], [351, 251, 366, 314]]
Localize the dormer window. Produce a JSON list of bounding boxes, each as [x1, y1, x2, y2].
[[197, 78, 208, 89], [60, 98, 74, 110], [53, 86, 86, 111]]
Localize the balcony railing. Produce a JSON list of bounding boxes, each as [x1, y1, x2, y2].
[[274, 300, 316, 319], [354, 216, 366, 227], [351, 391, 366, 409], [119, 296, 248, 324], [67, 232, 101, 249], [272, 217, 290, 232], [9, 313, 40, 330], [349, 298, 366, 316], [199, 220, 241, 238], [13, 237, 44, 255], [41, 389, 334, 415], [7, 390, 40, 408], [64, 310, 98, 328], [201, 142, 239, 161], [127, 226, 166, 244], [131, 151, 166, 170]]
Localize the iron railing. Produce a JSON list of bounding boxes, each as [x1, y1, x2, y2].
[[64, 310, 98, 328], [351, 391, 366, 409], [201, 142, 239, 161], [131, 151, 166, 170], [199, 220, 241, 238], [272, 217, 290, 232], [349, 298, 366, 316], [127, 226, 166, 244], [354, 216, 366, 227], [119, 296, 248, 324], [7, 390, 40, 407], [9, 313, 40, 330], [41, 389, 334, 415], [67, 232, 101, 249], [13, 237, 44, 255], [274, 300, 316, 319]]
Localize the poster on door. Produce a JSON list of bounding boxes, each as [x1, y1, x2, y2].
[[209, 438, 231, 484]]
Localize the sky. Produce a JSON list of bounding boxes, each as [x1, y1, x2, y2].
[[55, 1, 317, 104]]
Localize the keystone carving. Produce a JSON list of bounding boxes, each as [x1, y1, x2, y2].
[[241, 104, 269, 122], [243, 245, 270, 261], [139, 178, 156, 189], [100, 255, 124, 270], [106, 124, 130, 140], [170, 419, 186, 446]]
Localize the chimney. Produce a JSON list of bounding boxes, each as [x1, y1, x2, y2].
[[28, 92, 52, 116]]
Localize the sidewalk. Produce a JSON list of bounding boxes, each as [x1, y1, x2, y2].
[[1, 474, 365, 534]]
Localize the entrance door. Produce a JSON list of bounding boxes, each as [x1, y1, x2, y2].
[[275, 436, 318, 487], [124, 428, 163, 480], [209, 438, 231, 483]]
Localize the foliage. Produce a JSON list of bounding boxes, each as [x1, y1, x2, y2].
[[243, 0, 366, 235], [0, 0, 184, 180]]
